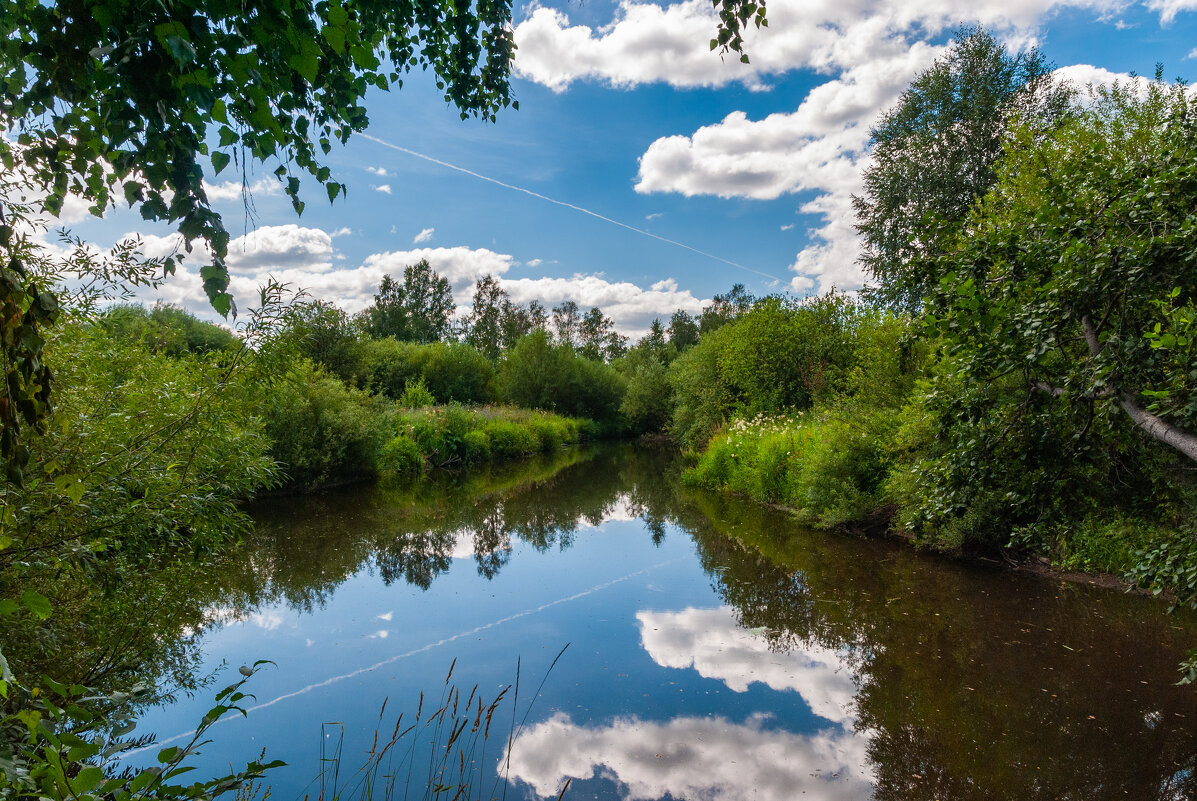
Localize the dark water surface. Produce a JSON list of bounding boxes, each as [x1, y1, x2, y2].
[[126, 445, 1197, 800]]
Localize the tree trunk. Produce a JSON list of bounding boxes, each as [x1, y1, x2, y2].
[[1118, 393, 1197, 463], [1079, 313, 1197, 462]]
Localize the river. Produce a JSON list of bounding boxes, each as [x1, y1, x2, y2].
[[121, 444, 1197, 800]]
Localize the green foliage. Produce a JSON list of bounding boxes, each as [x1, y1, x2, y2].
[[379, 434, 424, 476], [894, 77, 1197, 549], [856, 27, 1073, 310], [359, 339, 495, 405], [0, 666, 282, 801], [666, 293, 904, 449], [393, 405, 592, 470], [698, 283, 754, 335], [262, 359, 392, 489], [667, 330, 733, 450], [98, 304, 238, 356], [0, 0, 519, 314], [398, 376, 437, 408], [363, 261, 454, 344], [618, 347, 673, 435], [667, 310, 700, 351], [279, 300, 367, 383], [687, 410, 893, 529], [2, 320, 276, 566], [498, 331, 625, 425]]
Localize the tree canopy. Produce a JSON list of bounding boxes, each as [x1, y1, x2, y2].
[[854, 27, 1073, 310], [927, 77, 1197, 464]]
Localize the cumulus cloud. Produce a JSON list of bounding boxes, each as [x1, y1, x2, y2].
[[366, 166, 390, 176], [513, 0, 1138, 92], [526, 0, 1189, 293], [500, 273, 706, 336], [637, 607, 858, 725], [203, 177, 282, 203], [330, 227, 354, 238], [413, 227, 435, 243], [506, 712, 872, 801], [635, 44, 940, 292], [118, 226, 705, 335], [373, 184, 392, 194]]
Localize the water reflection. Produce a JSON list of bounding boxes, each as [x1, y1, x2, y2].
[[507, 712, 873, 801], [637, 606, 858, 724], [78, 443, 1197, 801]]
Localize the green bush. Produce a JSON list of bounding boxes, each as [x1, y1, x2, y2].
[[499, 331, 625, 425], [98, 303, 239, 356], [484, 419, 539, 457], [262, 360, 392, 488], [399, 376, 437, 408], [361, 339, 495, 404], [687, 410, 892, 529], [379, 434, 425, 476]]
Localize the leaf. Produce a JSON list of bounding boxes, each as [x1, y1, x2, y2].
[[54, 473, 87, 504], [21, 590, 51, 619], [211, 151, 231, 175]]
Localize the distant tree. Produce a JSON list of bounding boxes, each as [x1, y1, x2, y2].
[[699, 284, 755, 335], [854, 27, 1074, 310], [365, 259, 453, 343], [466, 274, 508, 359], [642, 319, 668, 355], [667, 310, 700, 350], [579, 307, 620, 361], [527, 300, 549, 332], [552, 300, 581, 348]]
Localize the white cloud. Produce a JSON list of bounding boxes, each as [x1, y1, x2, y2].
[[526, 258, 544, 268], [413, 227, 435, 243], [506, 712, 872, 801], [1188, 46, 1197, 59], [513, 0, 1143, 93], [366, 166, 390, 176], [524, 0, 1192, 295], [500, 273, 706, 337], [203, 177, 282, 203], [249, 611, 285, 631], [637, 607, 858, 725], [1144, 0, 1197, 22], [377, 611, 393, 621], [635, 44, 940, 292], [645, 212, 664, 220], [781, 223, 794, 231], [373, 184, 392, 194], [330, 227, 353, 238], [117, 227, 705, 335]]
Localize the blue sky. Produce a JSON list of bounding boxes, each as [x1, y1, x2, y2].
[[53, 0, 1197, 335]]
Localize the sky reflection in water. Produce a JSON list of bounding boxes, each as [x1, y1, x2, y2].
[[126, 445, 1197, 801]]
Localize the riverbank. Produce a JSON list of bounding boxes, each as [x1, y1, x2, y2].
[[682, 411, 1197, 612]]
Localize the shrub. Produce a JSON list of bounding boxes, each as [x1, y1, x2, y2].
[[399, 376, 437, 408], [499, 331, 625, 425], [687, 410, 892, 529], [379, 434, 425, 476], [360, 339, 495, 404], [262, 360, 392, 488]]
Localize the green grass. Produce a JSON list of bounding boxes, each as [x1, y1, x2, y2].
[[381, 405, 598, 476], [685, 411, 890, 529]]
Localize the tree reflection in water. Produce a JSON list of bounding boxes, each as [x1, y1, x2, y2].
[[24, 443, 1197, 801]]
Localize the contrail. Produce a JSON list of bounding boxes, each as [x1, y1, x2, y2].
[[358, 133, 783, 283], [120, 558, 681, 759]]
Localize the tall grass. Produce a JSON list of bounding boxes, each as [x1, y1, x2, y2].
[[686, 410, 893, 529], [309, 649, 570, 801]]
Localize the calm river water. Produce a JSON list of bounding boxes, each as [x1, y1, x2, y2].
[[126, 444, 1197, 800]]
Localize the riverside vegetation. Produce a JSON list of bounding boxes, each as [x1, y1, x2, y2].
[[2, 17, 1197, 801]]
